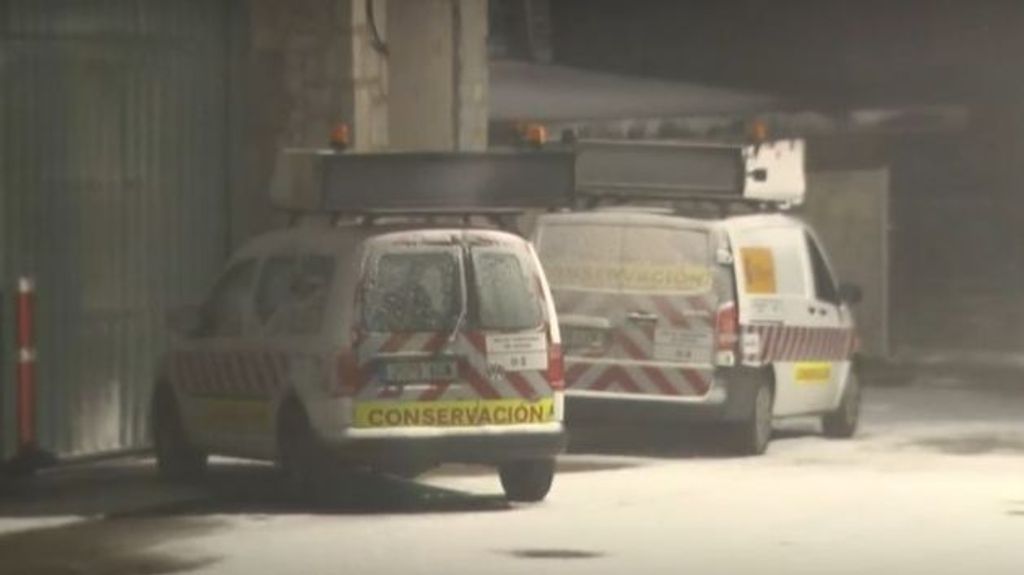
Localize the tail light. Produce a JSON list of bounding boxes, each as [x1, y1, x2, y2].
[[335, 350, 362, 397], [715, 302, 739, 365], [547, 343, 565, 391]]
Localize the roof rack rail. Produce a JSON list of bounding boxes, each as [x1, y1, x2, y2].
[[270, 147, 575, 216], [573, 138, 806, 209]]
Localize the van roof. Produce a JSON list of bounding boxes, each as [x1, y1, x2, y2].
[[536, 208, 804, 233], [233, 220, 528, 262]]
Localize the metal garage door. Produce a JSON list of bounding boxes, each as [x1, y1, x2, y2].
[[1, 0, 227, 458]]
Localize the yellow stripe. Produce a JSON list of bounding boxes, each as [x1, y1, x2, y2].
[[794, 362, 832, 384], [354, 398, 555, 428]]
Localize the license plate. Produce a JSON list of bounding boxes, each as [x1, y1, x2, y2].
[[381, 359, 458, 383], [565, 328, 605, 351]]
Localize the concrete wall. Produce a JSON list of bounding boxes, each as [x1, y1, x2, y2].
[[804, 170, 891, 358], [229, 0, 388, 246], [229, 0, 487, 246]]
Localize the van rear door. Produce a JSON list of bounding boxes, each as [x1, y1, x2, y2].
[[537, 217, 718, 398], [351, 232, 557, 430]]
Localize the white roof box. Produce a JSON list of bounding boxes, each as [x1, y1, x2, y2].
[[574, 138, 806, 207], [269, 148, 576, 214], [743, 139, 806, 205]]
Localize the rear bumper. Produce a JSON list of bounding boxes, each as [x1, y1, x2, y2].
[[565, 367, 764, 425], [322, 423, 567, 465]]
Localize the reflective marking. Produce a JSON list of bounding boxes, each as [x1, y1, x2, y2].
[[354, 398, 555, 428]]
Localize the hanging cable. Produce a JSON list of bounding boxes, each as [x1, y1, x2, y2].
[[367, 0, 389, 56]]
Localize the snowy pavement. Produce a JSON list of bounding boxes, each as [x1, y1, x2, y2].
[[1, 377, 1023, 574]]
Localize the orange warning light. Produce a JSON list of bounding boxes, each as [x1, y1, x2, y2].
[[750, 119, 769, 143], [330, 123, 351, 150], [523, 123, 548, 147]]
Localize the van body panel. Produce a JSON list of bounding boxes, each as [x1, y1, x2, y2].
[[160, 222, 565, 467], [536, 212, 719, 401], [535, 210, 858, 424]]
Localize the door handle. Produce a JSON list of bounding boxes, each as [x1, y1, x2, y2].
[[627, 311, 658, 323]]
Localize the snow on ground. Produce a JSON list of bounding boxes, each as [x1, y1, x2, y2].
[[2, 379, 1024, 574]]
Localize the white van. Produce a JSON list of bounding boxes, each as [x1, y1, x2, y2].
[[533, 139, 862, 454], [151, 149, 572, 502]]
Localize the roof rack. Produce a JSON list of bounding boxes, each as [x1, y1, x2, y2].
[[574, 138, 806, 209], [270, 148, 575, 216]]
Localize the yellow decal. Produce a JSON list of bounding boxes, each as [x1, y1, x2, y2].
[[545, 263, 712, 292], [354, 398, 555, 428], [795, 362, 832, 384], [740, 247, 777, 295], [198, 398, 273, 430]]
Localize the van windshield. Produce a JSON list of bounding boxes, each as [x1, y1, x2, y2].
[[538, 223, 713, 293], [363, 249, 462, 332]]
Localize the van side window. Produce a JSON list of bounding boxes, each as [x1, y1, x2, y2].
[[806, 234, 839, 303], [273, 255, 336, 335], [201, 259, 259, 337], [255, 256, 297, 325]]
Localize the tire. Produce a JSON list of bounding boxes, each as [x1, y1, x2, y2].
[[822, 372, 861, 439], [499, 459, 556, 503], [726, 378, 774, 456], [152, 386, 207, 481], [277, 401, 326, 501]]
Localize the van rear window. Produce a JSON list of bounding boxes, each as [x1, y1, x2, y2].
[[537, 223, 712, 292], [363, 250, 462, 332], [471, 248, 543, 331], [362, 244, 544, 333]]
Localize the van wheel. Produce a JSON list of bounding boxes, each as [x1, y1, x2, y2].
[[727, 379, 774, 456], [152, 386, 207, 481], [823, 372, 861, 439], [499, 459, 556, 503], [277, 401, 325, 501]]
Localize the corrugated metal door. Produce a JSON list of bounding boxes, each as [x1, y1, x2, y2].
[[1, 0, 227, 458]]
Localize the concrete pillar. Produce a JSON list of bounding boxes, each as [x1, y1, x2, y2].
[[455, 0, 490, 150], [230, 0, 390, 245], [230, 0, 488, 245], [387, 0, 488, 151], [350, 0, 390, 151]]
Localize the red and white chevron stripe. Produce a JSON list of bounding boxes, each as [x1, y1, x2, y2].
[[351, 329, 553, 403], [565, 361, 712, 396], [555, 288, 717, 398], [741, 324, 856, 364], [168, 349, 291, 398]]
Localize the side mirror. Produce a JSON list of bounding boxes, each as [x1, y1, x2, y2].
[[837, 283, 863, 305], [166, 305, 202, 337]]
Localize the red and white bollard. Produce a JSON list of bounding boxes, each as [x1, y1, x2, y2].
[[15, 276, 37, 452]]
